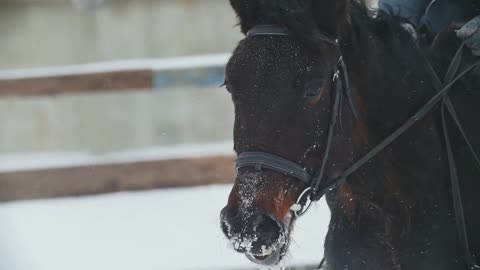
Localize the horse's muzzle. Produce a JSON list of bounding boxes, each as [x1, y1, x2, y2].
[[220, 206, 288, 265]]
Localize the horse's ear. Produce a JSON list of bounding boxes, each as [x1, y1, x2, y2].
[[229, 0, 248, 33], [310, 0, 351, 37], [229, 0, 242, 20], [229, 0, 312, 34]]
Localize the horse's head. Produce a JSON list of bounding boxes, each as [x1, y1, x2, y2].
[[220, 0, 359, 265]]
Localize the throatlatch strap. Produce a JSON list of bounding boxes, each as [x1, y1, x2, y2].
[[310, 72, 343, 201]]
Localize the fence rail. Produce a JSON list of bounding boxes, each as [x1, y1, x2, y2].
[[0, 143, 235, 201], [0, 54, 230, 97]]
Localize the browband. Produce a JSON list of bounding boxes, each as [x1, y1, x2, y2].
[[246, 24, 338, 45], [247, 25, 289, 37]]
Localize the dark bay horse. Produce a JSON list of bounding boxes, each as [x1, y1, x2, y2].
[[219, 0, 480, 269]]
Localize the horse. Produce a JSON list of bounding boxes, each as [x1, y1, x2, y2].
[[219, 0, 480, 269]]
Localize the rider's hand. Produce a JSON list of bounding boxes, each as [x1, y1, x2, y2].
[[457, 16, 480, 56]]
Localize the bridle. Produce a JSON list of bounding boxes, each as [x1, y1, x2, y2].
[[233, 24, 480, 269], [237, 25, 358, 215]]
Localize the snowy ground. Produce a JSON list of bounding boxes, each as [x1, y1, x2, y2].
[[0, 185, 330, 270]]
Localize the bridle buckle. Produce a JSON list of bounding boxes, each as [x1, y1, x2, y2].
[[291, 187, 315, 217]]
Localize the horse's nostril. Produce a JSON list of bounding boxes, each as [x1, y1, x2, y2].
[[253, 214, 282, 245]]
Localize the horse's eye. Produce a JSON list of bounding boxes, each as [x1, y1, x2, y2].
[[304, 85, 322, 98]]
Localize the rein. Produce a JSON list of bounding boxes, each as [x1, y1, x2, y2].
[[234, 24, 480, 269]]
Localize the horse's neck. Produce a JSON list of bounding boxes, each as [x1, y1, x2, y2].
[[345, 22, 433, 127], [337, 18, 452, 221], [324, 15, 464, 270]]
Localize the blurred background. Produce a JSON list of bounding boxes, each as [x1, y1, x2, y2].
[[0, 0, 374, 269]]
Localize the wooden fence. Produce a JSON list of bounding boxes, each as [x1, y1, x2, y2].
[[0, 55, 234, 201]]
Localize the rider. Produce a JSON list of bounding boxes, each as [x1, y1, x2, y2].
[[378, 0, 480, 55]]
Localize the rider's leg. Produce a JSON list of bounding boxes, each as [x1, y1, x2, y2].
[[379, 0, 472, 36], [423, 0, 471, 34], [378, 0, 430, 27]]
